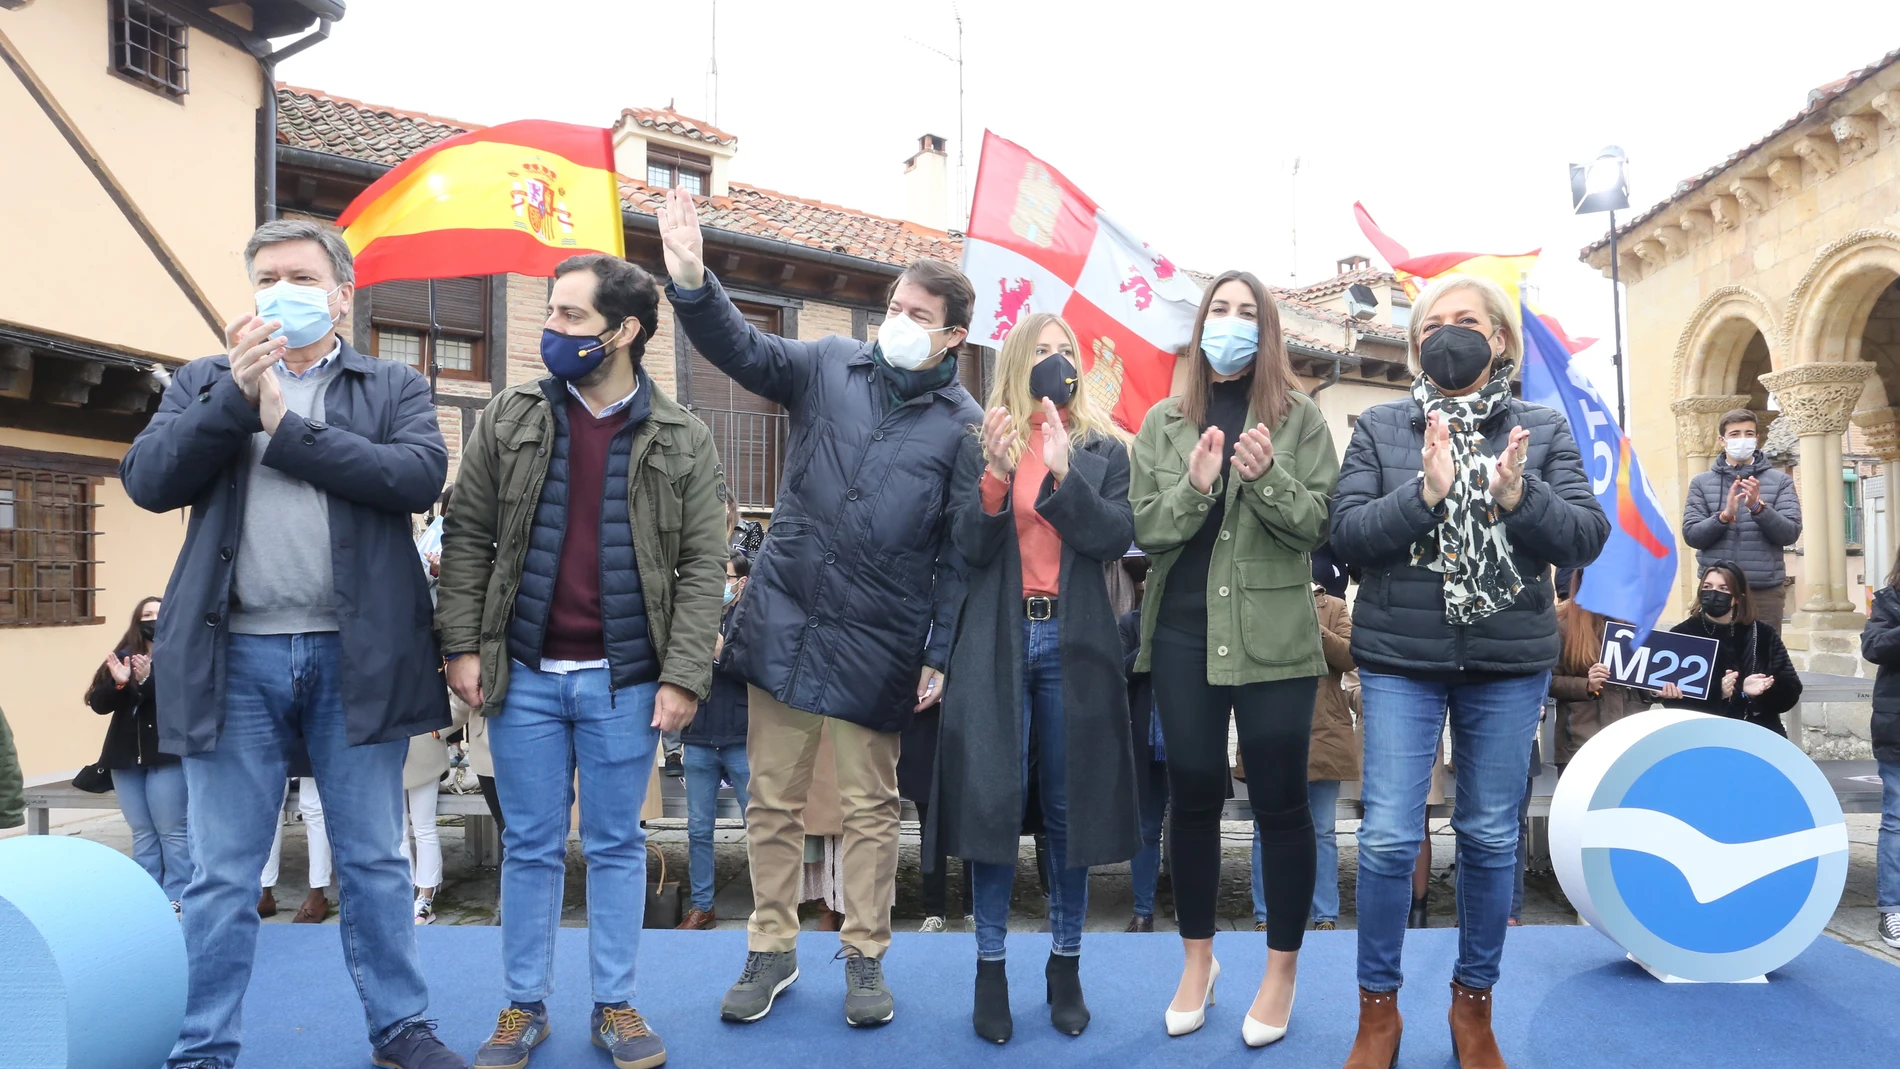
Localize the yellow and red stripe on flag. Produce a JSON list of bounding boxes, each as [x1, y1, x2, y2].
[[338, 120, 623, 287]]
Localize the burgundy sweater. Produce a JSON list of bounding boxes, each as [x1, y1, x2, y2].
[[542, 395, 629, 661]]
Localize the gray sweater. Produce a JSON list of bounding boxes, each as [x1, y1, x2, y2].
[[230, 359, 340, 635]]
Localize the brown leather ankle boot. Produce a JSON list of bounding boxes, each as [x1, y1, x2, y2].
[[1448, 980, 1504, 1068], [1342, 987, 1401, 1069]]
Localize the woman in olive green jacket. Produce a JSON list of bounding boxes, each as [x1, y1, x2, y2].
[[1131, 270, 1339, 1047]]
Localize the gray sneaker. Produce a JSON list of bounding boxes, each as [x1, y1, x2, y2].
[[721, 950, 799, 1022], [1881, 911, 1900, 949], [837, 946, 894, 1027]]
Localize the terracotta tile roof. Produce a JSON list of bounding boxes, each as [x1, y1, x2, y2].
[[618, 180, 959, 267], [1284, 267, 1397, 302], [620, 106, 737, 147], [275, 84, 479, 165], [1580, 47, 1900, 259]]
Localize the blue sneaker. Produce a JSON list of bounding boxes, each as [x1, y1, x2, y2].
[[473, 1006, 549, 1069], [372, 1020, 467, 1069], [592, 1003, 666, 1069]]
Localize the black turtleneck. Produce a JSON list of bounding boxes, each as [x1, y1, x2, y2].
[[1156, 374, 1253, 645], [1665, 613, 1802, 734]]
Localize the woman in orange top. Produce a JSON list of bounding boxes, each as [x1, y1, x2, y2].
[[932, 312, 1139, 1043]]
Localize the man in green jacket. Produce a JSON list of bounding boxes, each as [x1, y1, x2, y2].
[[0, 704, 23, 830], [436, 253, 727, 1069]]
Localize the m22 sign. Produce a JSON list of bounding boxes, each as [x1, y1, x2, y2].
[[1601, 624, 1720, 698]]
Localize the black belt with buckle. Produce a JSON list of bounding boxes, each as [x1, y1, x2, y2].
[[1025, 596, 1058, 621]]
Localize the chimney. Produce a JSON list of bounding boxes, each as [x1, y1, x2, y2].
[[1337, 255, 1371, 275], [904, 134, 949, 231]]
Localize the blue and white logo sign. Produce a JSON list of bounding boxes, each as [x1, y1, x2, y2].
[[1550, 711, 1848, 982]]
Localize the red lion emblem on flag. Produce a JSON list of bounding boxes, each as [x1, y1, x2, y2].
[[992, 277, 1034, 340], [1144, 243, 1177, 280], [1119, 268, 1154, 311]]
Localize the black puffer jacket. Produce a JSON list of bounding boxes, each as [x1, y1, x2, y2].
[[1330, 394, 1609, 674], [84, 654, 178, 770], [507, 378, 658, 688], [1863, 586, 1900, 763], [666, 273, 981, 732]]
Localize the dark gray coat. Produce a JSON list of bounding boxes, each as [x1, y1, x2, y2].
[[931, 433, 1141, 869], [121, 343, 451, 755], [1330, 395, 1609, 675], [1681, 452, 1800, 588], [1860, 586, 1900, 764]]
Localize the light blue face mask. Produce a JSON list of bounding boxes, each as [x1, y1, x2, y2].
[[723, 581, 738, 606], [1200, 316, 1259, 376], [255, 280, 341, 349]]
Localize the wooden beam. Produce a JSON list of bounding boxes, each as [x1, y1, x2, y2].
[[0, 445, 122, 480], [778, 264, 797, 284], [88, 372, 165, 415], [721, 252, 741, 273], [35, 357, 104, 407], [0, 345, 29, 393], [824, 272, 849, 294]]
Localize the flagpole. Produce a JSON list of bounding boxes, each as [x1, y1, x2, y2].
[[427, 278, 440, 402], [1608, 207, 1626, 430]]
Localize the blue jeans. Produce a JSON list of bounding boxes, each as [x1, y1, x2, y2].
[[171, 634, 426, 1069], [971, 618, 1086, 960], [683, 742, 750, 912], [1879, 759, 1900, 914], [1354, 668, 1549, 992], [490, 662, 659, 1003], [1130, 759, 1169, 917], [1250, 779, 1343, 924], [115, 762, 192, 903]]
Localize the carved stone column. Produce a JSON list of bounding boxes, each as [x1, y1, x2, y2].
[[1672, 395, 1754, 460], [1760, 363, 1874, 624]]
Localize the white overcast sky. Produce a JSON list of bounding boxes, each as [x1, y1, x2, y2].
[[279, 1, 1900, 409]]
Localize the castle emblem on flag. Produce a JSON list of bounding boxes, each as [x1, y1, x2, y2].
[[1008, 162, 1062, 248], [991, 278, 1035, 341], [1085, 335, 1124, 412], [509, 160, 577, 246]]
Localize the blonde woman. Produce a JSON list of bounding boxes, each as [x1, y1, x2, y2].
[[933, 312, 1138, 1043], [1330, 275, 1608, 1069]]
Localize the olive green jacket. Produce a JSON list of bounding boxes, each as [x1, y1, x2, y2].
[[1131, 388, 1339, 683], [435, 379, 729, 711], [0, 704, 23, 830]]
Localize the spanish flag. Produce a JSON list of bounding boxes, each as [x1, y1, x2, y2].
[[338, 121, 624, 287]]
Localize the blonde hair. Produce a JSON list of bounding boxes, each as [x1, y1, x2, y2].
[[1407, 274, 1523, 371], [985, 312, 1129, 464]]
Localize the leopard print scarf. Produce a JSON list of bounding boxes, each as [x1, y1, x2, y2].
[[1409, 365, 1524, 624]]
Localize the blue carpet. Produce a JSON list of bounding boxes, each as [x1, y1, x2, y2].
[[235, 925, 1900, 1067]]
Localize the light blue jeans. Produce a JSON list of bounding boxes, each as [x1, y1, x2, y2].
[[170, 634, 426, 1069], [683, 742, 749, 912], [1354, 668, 1549, 992], [1130, 760, 1169, 918], [1251, 779, 1344, 925], [114, 762, 192, 903], [1879, 759, 1900, 914], [490, 662, 658, 1003]]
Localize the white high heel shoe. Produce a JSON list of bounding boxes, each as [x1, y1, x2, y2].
[[1164, 957, 1220, 1036], [1241, 982, 1296, 1047]]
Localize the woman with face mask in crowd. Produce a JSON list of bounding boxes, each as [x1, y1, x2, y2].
[[933, 311, 1138, 1043], [1330, 276, 1608, 1069], [1657, 560, 1802, 732], [1129, 271, 1339, 1047]]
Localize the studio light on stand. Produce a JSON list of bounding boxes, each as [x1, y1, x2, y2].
[[1570, 145, 1631, 427]]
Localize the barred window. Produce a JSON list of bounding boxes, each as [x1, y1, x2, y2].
[[647, 147, 710, 195], [110, 0, 189, 98], [363, 277, 490, 380], [0, 468, 103, 628]]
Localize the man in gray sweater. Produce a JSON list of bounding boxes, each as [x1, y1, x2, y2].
[[1682, 408, 1802, 632]]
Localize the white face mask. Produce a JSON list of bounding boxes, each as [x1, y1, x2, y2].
[[1724, 436, 1757, 461], [877, 313, 956, 371]]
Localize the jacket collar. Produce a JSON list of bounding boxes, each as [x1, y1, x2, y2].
[[527, 367, 693, 428], [1710, 451, 1770, 477], [849, 341, 969, 407]]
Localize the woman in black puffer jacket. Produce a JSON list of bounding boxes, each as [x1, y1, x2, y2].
[[1329, 276, 1608, 1068], [1862, 561, 1900, 950], [84, 596, 192, 905]]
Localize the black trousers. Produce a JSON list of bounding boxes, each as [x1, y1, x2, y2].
[[1152, 638, 1317, 950]]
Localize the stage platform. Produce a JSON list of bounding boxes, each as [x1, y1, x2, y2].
[[232, 924, 1900, 1068]]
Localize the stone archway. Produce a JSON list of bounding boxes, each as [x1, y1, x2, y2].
[[1671, 286, 1779, 469]]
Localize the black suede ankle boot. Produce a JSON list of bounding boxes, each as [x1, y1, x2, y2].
[[974, 959, 1012, 1043], [1045, 953, 1089, 1036]]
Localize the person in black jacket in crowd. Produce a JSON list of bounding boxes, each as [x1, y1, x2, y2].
[[659, 186, 982, 1028], [1330, 275, 1608, 1069], [1859, 558, 1900, 950], [85, 595, 192, 906], [1119, 557, 1168, 934], [1658, 559, 1801, 733], [678, 553, 756, 931]]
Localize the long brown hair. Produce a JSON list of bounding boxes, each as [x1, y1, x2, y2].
[[1177, 270, 1299, 431], [87, 596, 161, 697], [1557, 570, 1607, 676], [1697, 560, 1756, 626]]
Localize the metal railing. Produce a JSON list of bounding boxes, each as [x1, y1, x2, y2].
[[692, 407, 788, 510]]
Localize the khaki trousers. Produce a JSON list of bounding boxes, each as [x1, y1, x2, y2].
[[743, 685, 901, 957]]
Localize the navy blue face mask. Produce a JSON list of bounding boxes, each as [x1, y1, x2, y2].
[[539, 326, 617, 381]]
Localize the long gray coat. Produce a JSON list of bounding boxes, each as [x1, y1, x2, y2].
[[930, 432, 1141, 869]]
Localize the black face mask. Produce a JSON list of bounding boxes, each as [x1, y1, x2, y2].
[[1419, 325, 1496, 392], [138, 620, 156, 643], [1029, 353, 1077, 406], [1700, 590, 1735, 618]]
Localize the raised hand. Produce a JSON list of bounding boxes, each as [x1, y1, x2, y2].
[[981, 406, 1020, 478], [1040, 398, 1071, 481], [1232, 423, 1275, 482], [1739, 476, 1762, 510], [1490, 425, 1531, 510], [226, 314, 285, 405], [1188, 426, 1225, 494], [1421, 412, 1454, 506], [130, 654, 152, 684], [1721, 669, 1740, 700], [1742, 673, 1775, 697], [657, 185, 707, 289], [1720, 478, 1746, 524], [105, 653, 132, 687]]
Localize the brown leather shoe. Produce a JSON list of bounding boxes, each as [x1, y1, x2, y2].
[[1342, 987, 1402, 1069], [1125, 913, 1154, 933], [292, 888, 331, 924], [1448, 980, 1504, 1068], [677, 908, 717, 930], [257, 889, 278, 918]]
